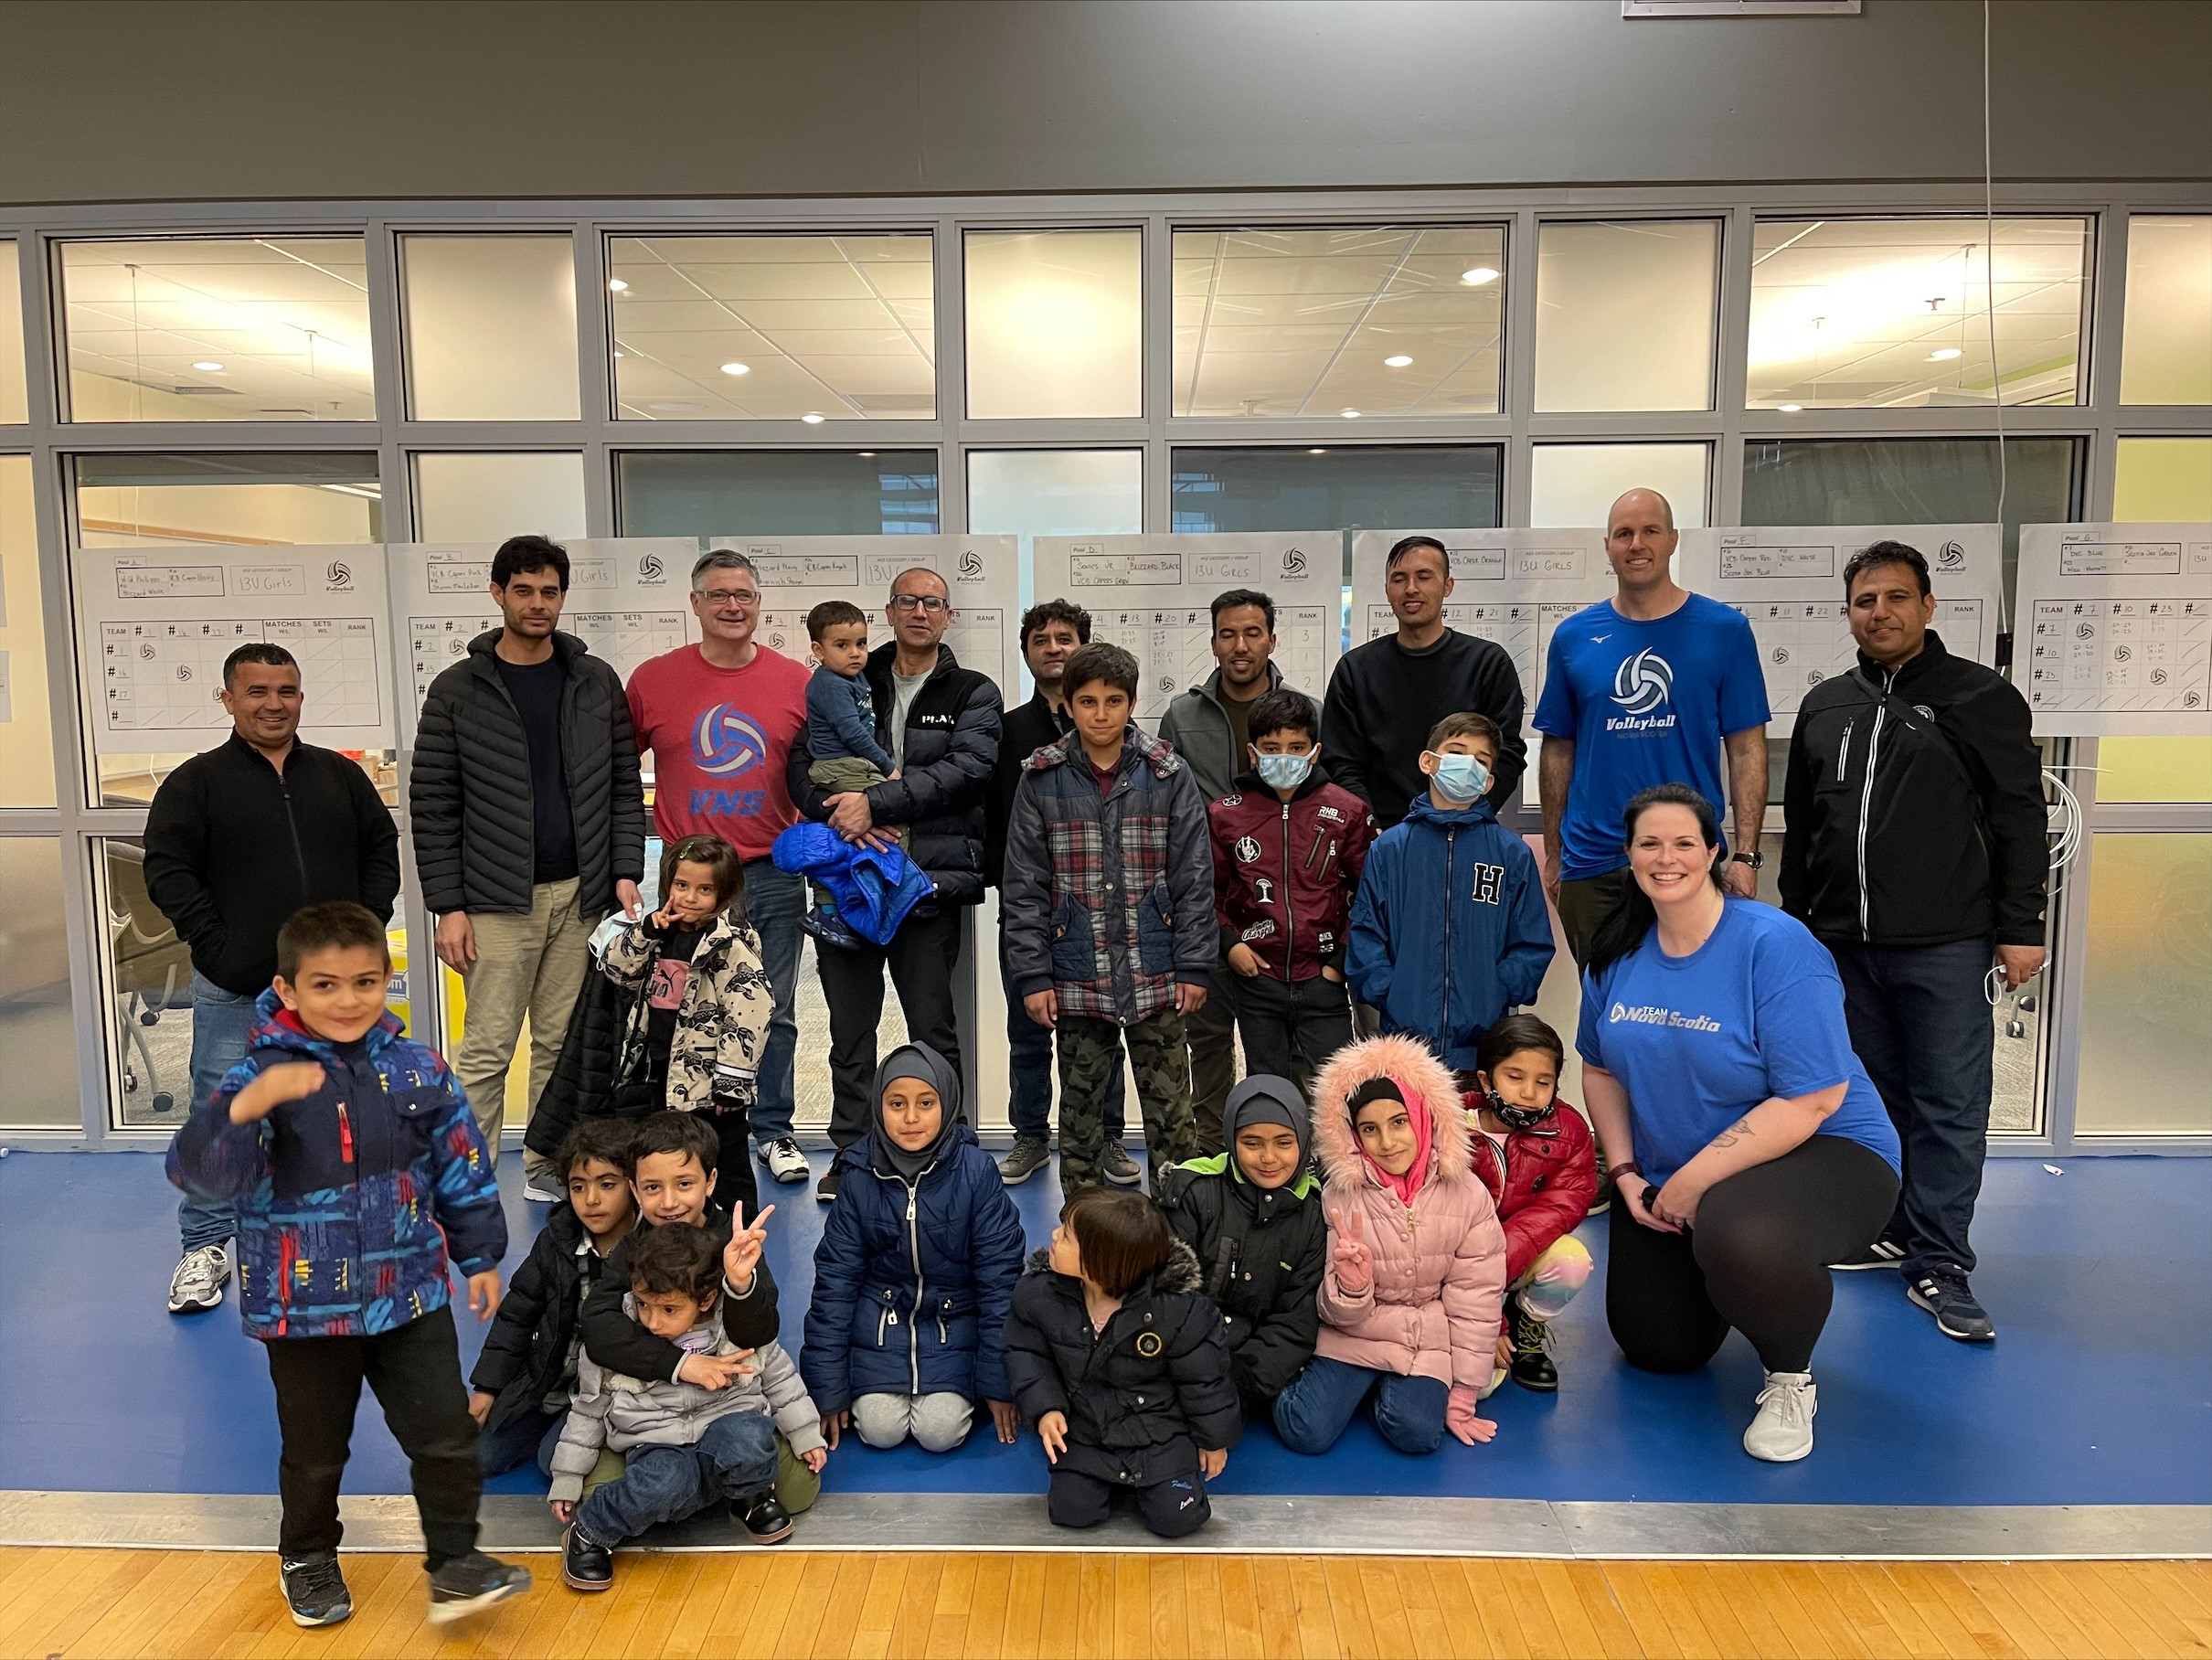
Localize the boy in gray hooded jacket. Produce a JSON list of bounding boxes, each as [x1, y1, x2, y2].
[[550, 1223, 827, 1591]]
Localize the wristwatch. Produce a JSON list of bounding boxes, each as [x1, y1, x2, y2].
[[1729, 849, 1764, 868]]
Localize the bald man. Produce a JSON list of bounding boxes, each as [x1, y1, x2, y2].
[[1534, 489, 1771, 965]]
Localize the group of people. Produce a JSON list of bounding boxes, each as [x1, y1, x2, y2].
[[148, 486, 2049, 1629]]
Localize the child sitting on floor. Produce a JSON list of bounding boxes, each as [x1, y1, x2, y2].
[[803, 1043, 1028, 1453], [1465, 1015, 1599, 1396], [469, 1119, 638, 1475], [551, 1223, 827, 1590], [1004, 1189, 1241, 1539]]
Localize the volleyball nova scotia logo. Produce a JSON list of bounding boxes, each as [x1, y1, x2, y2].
[[692, 704, 771, 778], [1611, 647, 1674, 716]]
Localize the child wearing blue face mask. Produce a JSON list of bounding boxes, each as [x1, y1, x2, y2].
[[1345, 712, 1556, 1073], [1208, 689, 1378, 1091]]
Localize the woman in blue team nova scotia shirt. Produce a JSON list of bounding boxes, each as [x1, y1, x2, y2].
[[1578, 784, 1900, 1464]]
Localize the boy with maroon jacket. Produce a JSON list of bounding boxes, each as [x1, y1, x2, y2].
[[1209, 689, 1377, 1119]]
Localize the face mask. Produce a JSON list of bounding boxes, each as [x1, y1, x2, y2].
[[1484, 1087, 1556, 1133], [1429, 754, 1490, 804], [1253, 751, 1315, 791]]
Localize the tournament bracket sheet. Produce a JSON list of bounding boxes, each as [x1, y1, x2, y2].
[[1677, 523, 2004, 732], [75, 543, 397, 751], [390, 537, 697, 737], [1032, 533, 1343, 722], [2016, 522, 2212, 736], [1346, 527, 1612, 709], [706, 534, 1021, 696]]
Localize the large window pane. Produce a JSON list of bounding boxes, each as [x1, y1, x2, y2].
[[2097, 739, 2212, 803], [2113, 437, 2212, 524], [2075, 833, 2211, 1136], [57, 238, 374, 424], [1530, 442, 1708, 528], [0, 243, 25, 424], [1534, 220, 1717, 413], [1749, 218, 2088, 410], [0, 839, 73, 1129], [617, 450, 939, 538], [1170, 445, 1500, 541], [400, 235, 579, 420], [964, 229, 1141, 419], [608, 234, 934, 421], [2120, 216, 2212, 406], [1172, 227, 1505, 418], [0, 458, 54, 805], [411, 452, 587, 543]]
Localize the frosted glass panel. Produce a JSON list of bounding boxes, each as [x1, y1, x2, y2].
[[2113, 438, 2212, 524], [411, 452, 587, 543], [1529, 442, 1707, 529], [1535, 220, 1717, 413], [0, 458, 53, 805], [1168, 445, 1500, 537], [2120, 216, 2212, 406], [0, 839, 73, 1129], [618, 450, 940, 537], [2075, 834, 2212, 1136], [2097, 739, 2212, 804], [401, 236, 580, 420], [0, 244, 24, 424], [965, 230, 1142, 419]]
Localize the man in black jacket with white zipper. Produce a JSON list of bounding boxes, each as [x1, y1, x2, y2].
[[1781, 540, 2047, 1344], [410, 536, 645, 1186]]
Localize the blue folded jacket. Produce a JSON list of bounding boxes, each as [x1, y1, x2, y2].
[[771, 821, 938, 946]]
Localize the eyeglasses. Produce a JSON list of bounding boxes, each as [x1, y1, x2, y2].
[[696, 589, 760, 608], [888, 594, 951, 613]]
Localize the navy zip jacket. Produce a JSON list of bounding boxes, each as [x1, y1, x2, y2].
[[1345, 794, 1555, 1071]]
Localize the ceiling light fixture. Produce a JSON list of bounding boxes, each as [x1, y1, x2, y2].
[[606, 278, 629, 293], [1383, 355, 1413, 368], [1309, 449, 1327, 455], [858, 452, 876, 458], [1460, 267, 1500, 286], [1339, 409, 1361, 419], [719, 362, 750, 377], [191, 361, 223, 372], [1777, 403, 1803, 412], [802, 412, 825, 424], [1928, 347, 1963, 361]]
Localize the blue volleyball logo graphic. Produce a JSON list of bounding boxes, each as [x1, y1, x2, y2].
[[692, 704, 771, 779], [1610, 648, 1674, 716]]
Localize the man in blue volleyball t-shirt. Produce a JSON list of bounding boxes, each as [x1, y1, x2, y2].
[[1535, 489, 1772, 965]]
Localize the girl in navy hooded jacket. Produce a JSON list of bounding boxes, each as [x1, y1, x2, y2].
[[801, 1043, 1028, 1452]]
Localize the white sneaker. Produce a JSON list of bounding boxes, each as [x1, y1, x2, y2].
[[168, 1243, 230, 1314], [522, 1175, 563, 1203], [1743, 1370, 1816, 1463], [758, 1137, 810, 1185]]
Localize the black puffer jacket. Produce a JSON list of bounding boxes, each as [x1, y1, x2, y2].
[[1781, 631, 2048, 949], [580, 1210, 782, 1385], [1002, 1240, 1241, 1487], [468, 1201, 608, 1432], [785, 642, 1002, 907], [1155, 1157, 1327, 1414], [409, 631, 645, 918]]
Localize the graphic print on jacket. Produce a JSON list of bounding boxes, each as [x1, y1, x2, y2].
[[596, 910, 772, 1114], [1207, 770, 1377, 980]]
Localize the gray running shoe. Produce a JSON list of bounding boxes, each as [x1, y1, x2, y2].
[[999, 1134, 1051, 1186]]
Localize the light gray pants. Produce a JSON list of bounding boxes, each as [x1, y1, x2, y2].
[[851, 1391, 974, 1452]]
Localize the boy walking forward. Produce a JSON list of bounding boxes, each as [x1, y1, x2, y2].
[[167, 902, 530, 1630], [1001, 643, 1218, 1187]]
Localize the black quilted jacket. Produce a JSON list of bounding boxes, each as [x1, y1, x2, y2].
[[409, 631, 645, 918]]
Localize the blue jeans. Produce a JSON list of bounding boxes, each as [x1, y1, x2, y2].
[[574, 1412, 779, 1546], [1829, 938, 1996, 1279], [179, 974, 258, 1253], [478, 1406, 565, 1476], [740, 858, 803, 1146], [1273, 1355, 1449, 1456], [1001, 926, 1123, 1144]]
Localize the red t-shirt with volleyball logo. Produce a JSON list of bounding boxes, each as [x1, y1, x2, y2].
[[626, 643, 812, 861]]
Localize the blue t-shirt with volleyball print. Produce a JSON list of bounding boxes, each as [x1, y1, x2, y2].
[[1534, 593, 1771, 879], [1576, 897, 1900, 1189]]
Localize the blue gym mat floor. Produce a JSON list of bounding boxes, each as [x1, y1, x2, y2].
[[1, 1149, 2206, 1514]]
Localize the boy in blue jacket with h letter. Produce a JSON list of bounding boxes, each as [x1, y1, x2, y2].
[[168, 902, 531, 1633], [1346, 713, 1555, 1074]]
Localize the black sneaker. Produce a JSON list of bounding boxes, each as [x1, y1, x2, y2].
[[1909, 1266, 1995, 1342], [425, 1550, 532, 1625], [738, 1492, 794, 1545], [280, 1552, 352, 1628], [815, 1164, 842, 1204], [1506, 1295, 1558, 1393], [1100, 1143, 1143, 1187], [999, 1133, 1051, 1186], [1586, 1143, 1611, 1217], [1830, 1236, 1907, 1272], [562, 1525, 613, 1592]]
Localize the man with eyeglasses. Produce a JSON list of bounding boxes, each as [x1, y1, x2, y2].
[[785, 566, 1004, 1202], [624, 550, 816, 1187]]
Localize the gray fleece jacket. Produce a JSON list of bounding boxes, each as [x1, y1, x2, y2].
[[548, 1302, 825, 1503]]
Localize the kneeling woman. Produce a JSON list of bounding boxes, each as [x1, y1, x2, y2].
[[1274, 1035, 1507, 1456], [1579, 784, 1900, 1463]]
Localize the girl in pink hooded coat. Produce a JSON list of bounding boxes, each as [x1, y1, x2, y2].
[[1272, 1034, 1509, 1455]]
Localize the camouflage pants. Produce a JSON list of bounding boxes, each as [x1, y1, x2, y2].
[[1056, 1011, 1196, 1190]]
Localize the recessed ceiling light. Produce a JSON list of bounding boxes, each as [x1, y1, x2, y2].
[[1341, 409, 1363, 420], [719, 362, 750, 377], [801, 413, 825, 424], [1777, 402, 1803, 412], [191, 361, 223, 372], [1309, 448, 1327, 455], [1928, 347, 1963, 361], [1383, 355, 1414, 368], [606, 278, 628, 293], [1460, 267, 1500, 286], [858, 452, 877, 458]]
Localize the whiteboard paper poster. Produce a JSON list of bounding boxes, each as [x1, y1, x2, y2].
[[2015, 523, 2212, 736], [1032, 533, 1342, 721], [707, 534, 1021, 696], [1677, 524, 2003, 732], [75, 543, 397, 751]]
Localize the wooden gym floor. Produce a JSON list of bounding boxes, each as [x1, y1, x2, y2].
[[0, 1548, 2207, 1660]]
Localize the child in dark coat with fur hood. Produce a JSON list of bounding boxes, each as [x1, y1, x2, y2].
[[1002, 1189, 1241, 1538]]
